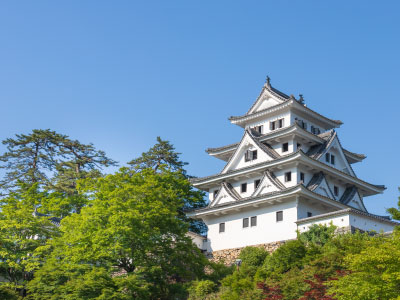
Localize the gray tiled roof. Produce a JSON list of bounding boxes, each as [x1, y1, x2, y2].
[[340, 186, 357, 205], [306, 172, 325, 191], [33, 210, 62, 227], [296, 208, 398, 226]]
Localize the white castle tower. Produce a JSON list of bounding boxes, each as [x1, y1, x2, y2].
[[187, 77, 396, 257]]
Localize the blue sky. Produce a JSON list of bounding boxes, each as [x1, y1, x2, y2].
[[0, 1, 399, 215]]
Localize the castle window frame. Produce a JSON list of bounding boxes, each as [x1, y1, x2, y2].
[[334, 186, 339, 197], [251, 216, 257, 227], [284, 172, 292, 182], [241, 183, 247, 193], [243, 218, 249, 228], [254, 179, 261, 189], [300, 172, 305, 182], [276, 211, 283, 222], [282, 142, 289, 152], [219, 223, 225, 233]]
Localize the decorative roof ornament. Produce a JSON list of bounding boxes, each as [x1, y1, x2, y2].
[[299, 94, 305, 105], [289, 94, 296, 101], [265, 76, 271, 88]]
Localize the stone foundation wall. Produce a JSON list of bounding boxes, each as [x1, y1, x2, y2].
[[207, 240, 289, 265]]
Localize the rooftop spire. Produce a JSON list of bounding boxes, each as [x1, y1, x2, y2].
[[299, 94, 305, 105], [265, 76, 271, 88]]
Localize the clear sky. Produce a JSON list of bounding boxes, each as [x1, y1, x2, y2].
[[0, 1, 399, 215]]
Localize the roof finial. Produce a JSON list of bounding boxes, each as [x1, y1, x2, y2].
[[265, 76, 271, 87], [299, 94, 305, 105], [290, 94, 296, 100]]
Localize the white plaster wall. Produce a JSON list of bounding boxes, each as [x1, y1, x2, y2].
[[291, 112, 327, 134], [297, 201, 335, 220], [349, 214, 395, 233], [204, 201, 298, 251], [231, 176, 262, 198], [275, 167, 297, 188], [187, 233, 206, 250], [230, 144, 273, 171], [294, 138, 310, 153], [246, 111, 291, 134], [297, 215, 350, 233]]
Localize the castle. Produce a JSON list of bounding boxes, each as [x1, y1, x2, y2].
[[187, 77, 397, 260]]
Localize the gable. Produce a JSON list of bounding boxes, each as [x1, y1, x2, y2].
[[307, 172, 335, 200], [340, 186, 367, 212], [252, 171, 285, 197], [317, 134, 356, 177], [210, 182, 240, 207], [247, 86, 286, 115], [221, 130, 279, 174]]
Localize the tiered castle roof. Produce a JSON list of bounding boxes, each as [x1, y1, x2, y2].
[[189, 77, 387, 220]]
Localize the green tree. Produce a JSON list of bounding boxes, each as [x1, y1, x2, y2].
[[27, 167, 207, 300], [387, 187, 400, 226], [128, 137, 207, 233], [0, 129, 117, 216], [0, 184, 59, 296], [328, 232, 400, 300]]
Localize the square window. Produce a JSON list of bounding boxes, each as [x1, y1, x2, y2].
[[276, 211, 283, 222], [282, 143, 289, 152], [284, 172, 292, 182], [254, 179, 261, 189], [331, 155, 335, 165], [307, 212, 312, 217], [300, 172, 305, 182], [334, 186, 339, 196], [270, 121, 276, 131], [255, 125, 263, 134], [243, 218, 249, 228], [251, 216, 257, 227], [241, 183, 247, 193], [219, 223, 225, 233], [325, 153, 330, 163]]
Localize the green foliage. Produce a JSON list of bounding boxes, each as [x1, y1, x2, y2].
[[328, 231, 400, 300], [0, 129, 116, 201], [27, 167, 207, 299], [0, 184, 59, 294], [127, 136, 207, 234], [387, 187, 400, 228], [128, 136, 187, 173], [239, 246, 269, 268], [258, 240, 307, 280], [298, 224, 336, 247], [188, 280, 218, 300], [0, 285, 21, 300]]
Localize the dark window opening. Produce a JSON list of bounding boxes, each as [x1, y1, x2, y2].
[[251, 216, 257, 227], [254, 125, 263, 134], [300, 172, 305, 182], [285, 172, 292, 182], [325, 153, 330, 163], [331, 155, 335, 165], [270, 121, 276, 131], [334, 186, 339, 196], [276, 211, 283, 222], [254, 179, 261, 189], [213, 190, 219, 199], [245, 150, 257, 162], [241, 183, 247, 193], [243, 218, 249, 228], [307, 212, 313, 218], [278, 119, 284, 128], [282, 143, 289, 152], [219, 223, 225, 233]]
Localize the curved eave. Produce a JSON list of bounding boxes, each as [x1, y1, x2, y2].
[[343, 149, 366, 163], [191, 150, 385, 196], [186, 185, 347, 218], [229, 100, 342, 129], [296, 208, 398, 226]]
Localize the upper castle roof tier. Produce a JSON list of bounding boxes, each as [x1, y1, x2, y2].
[[191, 149, 385, 197], [206, 123, 366, 164], [228, 78, 343, 129]]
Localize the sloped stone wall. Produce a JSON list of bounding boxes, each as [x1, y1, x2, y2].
[[208, 240, 288, 265]]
